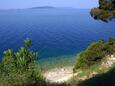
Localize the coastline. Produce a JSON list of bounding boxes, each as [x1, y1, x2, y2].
[[39, 54, 76, 71], [43, 66, 74, 83], [43, 54, 115, 83]]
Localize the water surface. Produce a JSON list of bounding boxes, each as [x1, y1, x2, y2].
[[0, 8, 115, 65]]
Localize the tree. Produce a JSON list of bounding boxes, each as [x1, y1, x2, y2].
[[0, 39, 42, 86], [74, 38, 115, 71], [90, 0, 115, 21]]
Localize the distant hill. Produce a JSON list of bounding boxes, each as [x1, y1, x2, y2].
[[29, 6, 56, 9]]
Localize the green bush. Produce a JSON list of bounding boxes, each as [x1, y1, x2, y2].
[[74, 38, 115, 72], [90, 0, 115, 21], [99, 0, 115, 10], [90, 8, 112, 21], [0, 39, 43, 86]]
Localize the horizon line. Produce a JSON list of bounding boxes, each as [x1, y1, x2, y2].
[[0, 6, 93, 10]]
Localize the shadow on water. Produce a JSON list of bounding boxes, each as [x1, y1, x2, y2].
[[77, 67, 115, 86]]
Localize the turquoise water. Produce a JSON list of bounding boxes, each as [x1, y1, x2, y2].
[[0, 8, 115, 64]]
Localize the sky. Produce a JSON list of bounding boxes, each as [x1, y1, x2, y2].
[[0, 0, 98, 9]]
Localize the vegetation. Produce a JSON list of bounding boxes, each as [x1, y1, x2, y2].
[[77, 65, 115, 86], [0, 39, 43, 86], [74, 38, 115, 71], [0, 38, 115, 86], [0, 39, 71, 86], [90, 0, 115, 21], [99, 0, 115, 10]]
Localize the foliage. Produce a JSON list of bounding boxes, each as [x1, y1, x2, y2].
[[0, 39, 71, 86], [77, 65, 115, 86], [74, 38, 115, 71], [0, 39, 43, 86], [90, 0, 115, 21], [90, 8, 112, 21], [0, 38, 115, 86], [99, 0, 115, 10]]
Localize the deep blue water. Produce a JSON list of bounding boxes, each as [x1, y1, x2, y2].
[[0, 8, 115, 60]]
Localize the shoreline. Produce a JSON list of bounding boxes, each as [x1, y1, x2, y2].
[[43, 54, 115, 83], [43, 66, 74, 83], [39, 54, 76, 71]]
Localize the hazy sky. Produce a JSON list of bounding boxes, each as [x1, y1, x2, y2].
[[0, 0, 98, 9]]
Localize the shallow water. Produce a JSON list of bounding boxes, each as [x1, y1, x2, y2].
[[0, 8, 115, 64]]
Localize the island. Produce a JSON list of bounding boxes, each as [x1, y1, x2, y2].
[[29, 6, 55, 9]]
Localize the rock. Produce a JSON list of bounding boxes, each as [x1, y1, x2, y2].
[[111, 55, 114, 58], [43, 67, 73, 83], [79, 76, 87, 81], [89, 72, 98, 78]]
